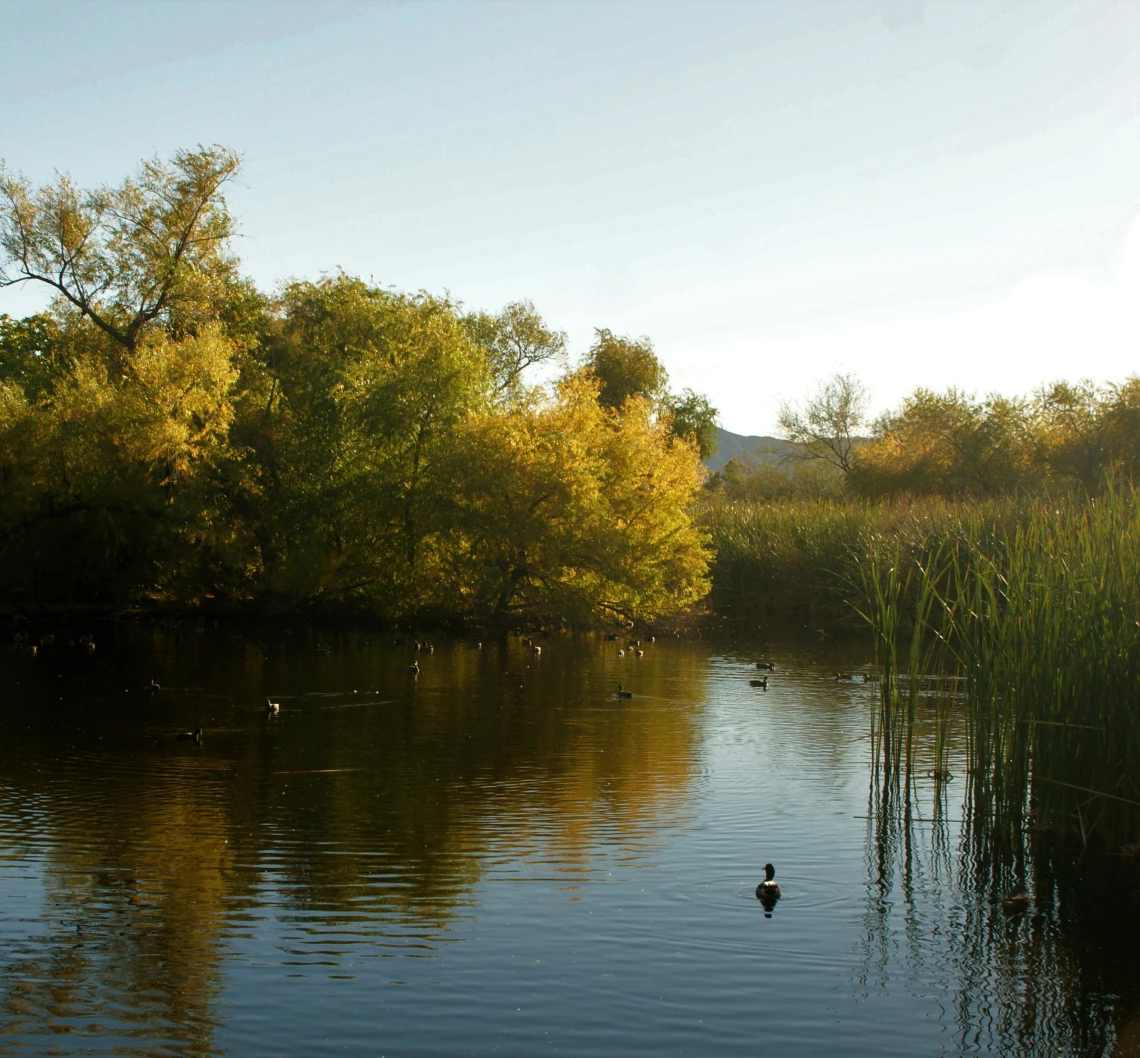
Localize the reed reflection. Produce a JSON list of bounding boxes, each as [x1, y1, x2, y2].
[[860, 771, 1140, 1056]]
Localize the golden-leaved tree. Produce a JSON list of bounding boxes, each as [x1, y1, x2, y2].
[[0, 148, 714, 622], [445, 372, 710, 624]]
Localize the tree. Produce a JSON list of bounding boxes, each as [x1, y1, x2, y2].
[[462, 299, 566, 398], [0, 313, 66, 401], [0, 146, 242, 362], [853, 388, 1034, 497], [445, 372, 710, 623], [777, 372, 868, 474], [585, 328, 668, 410], [664, 388, 719, 460], [257, 275, 492, 611]]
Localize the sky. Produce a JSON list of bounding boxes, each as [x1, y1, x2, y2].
[[2, 0, 1138, 434]]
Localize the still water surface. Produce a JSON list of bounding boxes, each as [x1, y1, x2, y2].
[[1, 626, 1138, 1056]]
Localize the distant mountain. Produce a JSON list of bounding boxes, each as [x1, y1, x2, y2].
[[705, 427, 795, 472]]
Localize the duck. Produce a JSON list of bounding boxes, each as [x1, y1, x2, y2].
[[862, 672, 879, 682], [408, 660, 420, 675], [749, 677, 768, 689], [617, 648, 625, 657], [635, 649, 644, 658], [390, 637, 406, 646], [616, 685, 633, 699], [646, 635, 655, 643], [755, 863, 781, 901], [629, 639, 640, 648], [265, 698, 280, 715], [1002, 891, 1030, 914], [604, 634, 619, 642], [756, 661, 775, 671], [834, 672, 854, 681], [315, 641, 331, 655], [531, 644, 542, 656], [148, 679, 162, 694], [176, 727, 203, 744]]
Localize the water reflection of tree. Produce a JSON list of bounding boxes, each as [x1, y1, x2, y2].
[[0, 635, 705, 1052], [859, 775, 1140, 1055]]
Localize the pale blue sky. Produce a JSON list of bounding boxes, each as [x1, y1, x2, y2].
[[3, 0, 1138, 433]]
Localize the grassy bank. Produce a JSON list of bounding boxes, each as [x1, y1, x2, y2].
[[700, 494, 1023, 623], [702, 489, 1140, 850]]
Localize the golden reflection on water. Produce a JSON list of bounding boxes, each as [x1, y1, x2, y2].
[[1, 626, 1138, 1056], [0, 629, 708, 1051]]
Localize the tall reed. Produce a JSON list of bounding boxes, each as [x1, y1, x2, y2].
[[852, 487, 1140, 850]]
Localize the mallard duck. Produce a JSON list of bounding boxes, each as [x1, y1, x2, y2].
[[265, 698, 280, 715], [834, 672, 854, 681], [635, 649, 644, 658], [176, 727, 203, 743], [1002, 891, 1029, 913], [755, 863, 781, 901], [616, 685, 633, 699], [756, 661, 774, 671], [408, 660, 420, 675], [749, 677, 768, 689], [617, 648, 625, 657], [604, 633, 619, 642], [148, 679, 162, 694], [531, 644, 542, 656]]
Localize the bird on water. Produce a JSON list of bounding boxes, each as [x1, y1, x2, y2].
[[177, 727, 203, 744], [616, 685, 633, 699], [756, 863, 781, 902], [749, 677, 768, 689], [265, 698, 280, 715]]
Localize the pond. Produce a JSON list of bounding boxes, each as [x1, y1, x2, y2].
[[1, 623, 1138, 1056]]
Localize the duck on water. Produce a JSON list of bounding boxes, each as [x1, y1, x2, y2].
[[756, 863, 781, 903]]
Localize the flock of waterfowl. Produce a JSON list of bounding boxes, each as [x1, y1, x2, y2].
[[9, 622, 1037, 918]]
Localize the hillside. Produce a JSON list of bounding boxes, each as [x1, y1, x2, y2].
[[705, 428, 795, 472]]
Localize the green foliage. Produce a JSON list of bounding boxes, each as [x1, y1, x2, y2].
[[585, 328, 668, 410], [0, 146, 243, 356], [0, 150, 711, 623], [461, 299, 566, 399], [855, 488, 1140, 850], [779, 373, 1140, 500], [0, 313, 67, 400], [709, 454, 843, 502], [664, 388, 719, 460]]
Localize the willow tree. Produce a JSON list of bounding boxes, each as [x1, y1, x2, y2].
[[445, 371, 711, 624], [0, 147, 258, 605], [0, 146, 245, 358], [257, 275, 493, 611]]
